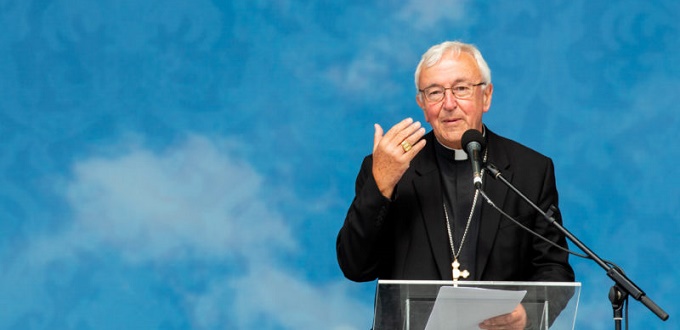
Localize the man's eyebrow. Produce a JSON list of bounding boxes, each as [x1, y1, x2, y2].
[[420, 83, 442, 89], [421, 78, 476, 89]]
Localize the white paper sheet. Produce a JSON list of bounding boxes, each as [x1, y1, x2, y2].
[[424, 286, 527, 330]]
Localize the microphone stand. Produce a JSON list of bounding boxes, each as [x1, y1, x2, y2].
[[484, 163, 669, 327], [609, 285, 627, 330]]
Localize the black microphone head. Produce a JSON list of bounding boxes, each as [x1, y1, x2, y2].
[[461, 129, 485, 153]]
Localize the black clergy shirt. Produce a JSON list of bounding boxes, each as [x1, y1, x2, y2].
[[434, 139, 483, 279]]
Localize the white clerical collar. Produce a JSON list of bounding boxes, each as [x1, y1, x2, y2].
[[435, 138, 469, 160]]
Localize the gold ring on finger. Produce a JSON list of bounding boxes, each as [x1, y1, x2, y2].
[[401, 140, 412, 152]]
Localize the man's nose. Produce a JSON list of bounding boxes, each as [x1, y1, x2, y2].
[[442, 89, 458, 109]]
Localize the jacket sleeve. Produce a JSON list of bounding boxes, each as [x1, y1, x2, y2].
[[529, 158, 575, 283], [528, 158, 577, 324], [336, 155, 392, 282]]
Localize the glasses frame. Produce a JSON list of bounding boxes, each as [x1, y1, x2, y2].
[[418, 82, 487, 103]]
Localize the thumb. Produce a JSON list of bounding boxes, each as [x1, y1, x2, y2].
[[373, 123, 383, 152]]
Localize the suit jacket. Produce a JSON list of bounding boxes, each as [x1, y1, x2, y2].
[[337, 128, 575, 283]]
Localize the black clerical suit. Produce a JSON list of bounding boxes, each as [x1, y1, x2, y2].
[[337, 128, 575, 283]]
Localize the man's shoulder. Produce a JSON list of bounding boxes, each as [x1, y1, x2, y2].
[[486, 128, 552, 164]]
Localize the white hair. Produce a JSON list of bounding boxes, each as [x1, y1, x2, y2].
[[414, 41, 492, 96]]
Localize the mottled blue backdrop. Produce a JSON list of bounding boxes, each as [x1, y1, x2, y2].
[[1, 0, 678, 329]]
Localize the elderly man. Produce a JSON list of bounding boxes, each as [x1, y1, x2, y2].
[[336, 41, 574, 329]]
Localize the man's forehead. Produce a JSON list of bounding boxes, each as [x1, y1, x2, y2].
[[420, 54, 481, 84]]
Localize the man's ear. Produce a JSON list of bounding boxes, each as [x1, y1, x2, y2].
[[482, 83, 493, 112], [416, 94, 429, 121]]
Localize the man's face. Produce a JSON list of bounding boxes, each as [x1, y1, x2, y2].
[[416, 51, 493, 149]]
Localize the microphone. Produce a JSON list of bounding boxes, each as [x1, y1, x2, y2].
[[461, 129, 486, 189]]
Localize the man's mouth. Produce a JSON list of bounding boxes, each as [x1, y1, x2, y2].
[[442, 118, 461, 124]]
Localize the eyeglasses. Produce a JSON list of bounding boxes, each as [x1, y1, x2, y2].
[[419, 82, 487, 102]]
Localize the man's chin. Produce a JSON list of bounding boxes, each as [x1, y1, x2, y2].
[[434, 131, 464, 149]]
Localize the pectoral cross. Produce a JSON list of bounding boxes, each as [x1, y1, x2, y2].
[[452, 259, 469, 287]]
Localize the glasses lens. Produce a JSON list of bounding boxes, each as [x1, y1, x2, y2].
[[453, 85, 472, 98], [425, 87, 445, 102]]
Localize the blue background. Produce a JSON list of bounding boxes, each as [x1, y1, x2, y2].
[[1, 0, 678, 329]]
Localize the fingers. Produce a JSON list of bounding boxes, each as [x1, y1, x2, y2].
[[385, 117, 418, 143], [381, 118, 426, 156], [406, 137, 426, 156], [479, 304, 527, 330], [479, 314, 513, 329]]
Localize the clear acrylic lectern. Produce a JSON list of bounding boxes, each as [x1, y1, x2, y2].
[[373, 280, 581, 330]]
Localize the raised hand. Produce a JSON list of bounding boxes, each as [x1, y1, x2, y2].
[[372, 118, 427, 198]]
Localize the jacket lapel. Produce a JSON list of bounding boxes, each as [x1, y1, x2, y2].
[[475, 130, 512, 279], [411, 133, 451, 279]]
